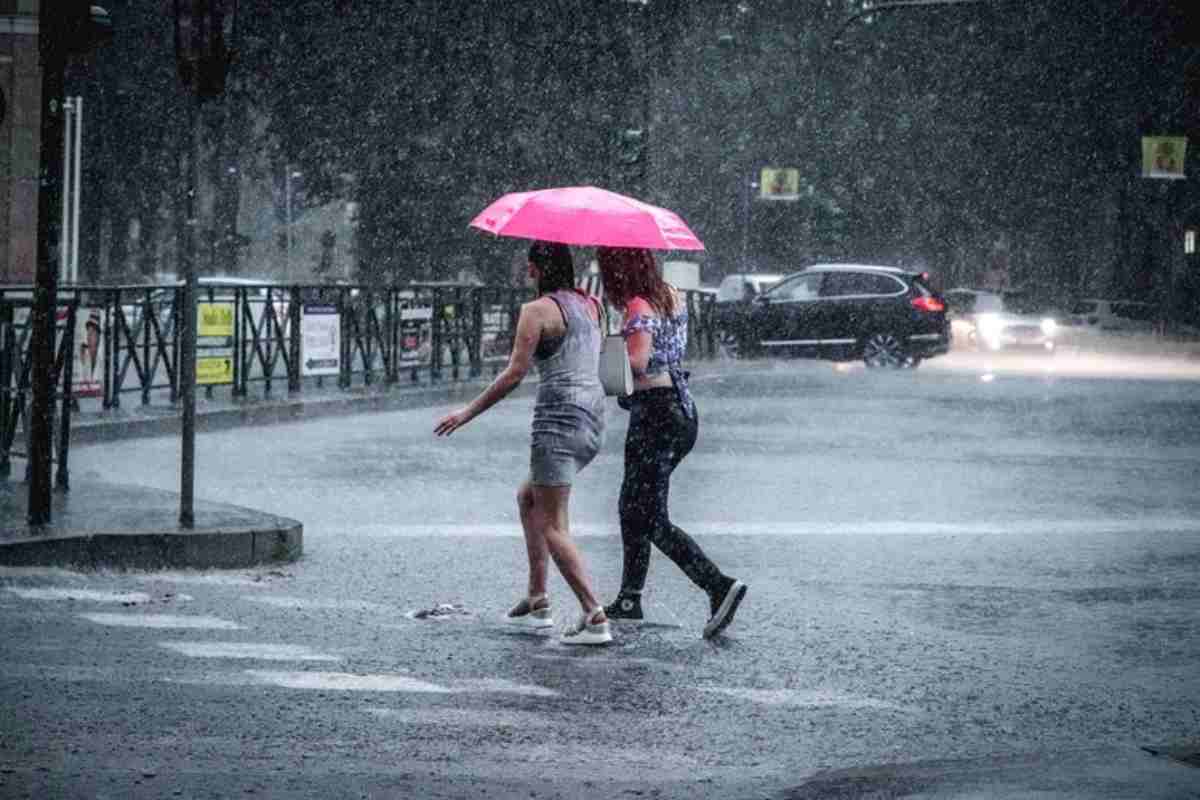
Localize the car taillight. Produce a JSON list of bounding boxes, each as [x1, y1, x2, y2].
[[911, 296, 945, 312]]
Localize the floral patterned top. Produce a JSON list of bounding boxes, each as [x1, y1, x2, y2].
[[622, 302, 695, 418]]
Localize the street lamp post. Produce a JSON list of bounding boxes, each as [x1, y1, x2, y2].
[[28, 3, 111, 525], [173, 0, 237, 528]]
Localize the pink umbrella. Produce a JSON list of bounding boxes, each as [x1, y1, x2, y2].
[[469, 185, 704, 251]]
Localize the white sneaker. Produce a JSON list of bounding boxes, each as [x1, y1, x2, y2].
[[560, 608, 612, 646], [504, 595, 554, 629]]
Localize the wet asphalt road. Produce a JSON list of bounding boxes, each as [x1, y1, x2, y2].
[[3, 351, 1200, 798]]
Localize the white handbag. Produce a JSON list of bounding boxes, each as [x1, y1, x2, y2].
[[597, 301, 632, 397]]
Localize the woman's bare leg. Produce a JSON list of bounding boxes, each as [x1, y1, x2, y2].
[[528, 484, 603, 616], [517, 481, 549, 598]]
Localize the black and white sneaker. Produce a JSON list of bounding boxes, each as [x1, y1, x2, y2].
[[603, 592, 644, 623], [703, 579, 747, 639]]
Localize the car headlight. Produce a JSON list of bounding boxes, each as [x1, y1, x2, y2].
[[1040, 318, 1058, 336], [976, 313, 1003, 339]]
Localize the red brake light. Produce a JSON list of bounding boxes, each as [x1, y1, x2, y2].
[[911, 296, 944, 312]]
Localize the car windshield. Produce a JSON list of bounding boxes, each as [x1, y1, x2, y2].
[[1001, 291, 1055, 315], [1070, 301, 1099, 315]]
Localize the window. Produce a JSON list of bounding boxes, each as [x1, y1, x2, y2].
[[768, 273, 823, 301], [1113, 302, 1155, 322], [820, 271, 904, 297]]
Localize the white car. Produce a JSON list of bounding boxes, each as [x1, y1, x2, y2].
[[1067, 298, 1158, 334], [944, 287, 1060, 352]]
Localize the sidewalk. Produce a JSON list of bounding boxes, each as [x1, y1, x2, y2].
[[1, 373, 512, 569]]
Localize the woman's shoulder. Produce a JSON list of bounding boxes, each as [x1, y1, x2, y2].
[[626, 295, 657, 318]]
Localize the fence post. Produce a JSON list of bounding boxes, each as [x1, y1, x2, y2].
[[288, 286, 301, 394], [338, 288, 350, 389], [56, 301, 75, 491], [386, 288, 398, 385], [470, 287, 483, 379], [431, 287, 444, 382], [0, 302, 12, 479]]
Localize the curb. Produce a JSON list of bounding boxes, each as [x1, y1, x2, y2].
[[70, 376, 513, 445], [0, 480, 303, 571]]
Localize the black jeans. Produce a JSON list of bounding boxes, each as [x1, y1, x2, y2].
[[618, 387, 727, 596]]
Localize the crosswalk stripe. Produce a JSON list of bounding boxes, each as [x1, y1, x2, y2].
[[696, 686, 904, 710], [159, 642, 340, 661], [245, 670, 451, 693], [8, 588, 153, 603], [79, 613, 243, 630]]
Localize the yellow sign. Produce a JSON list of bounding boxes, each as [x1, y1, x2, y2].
[[1142, 136, 1187, 180], [196, 356, 233, 385], [760, 168, 799, 200], [198, 303, 234, 337]]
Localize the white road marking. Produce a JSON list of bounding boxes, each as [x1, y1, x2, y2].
[[133, 573, 286, 588], [698, 686, 903, 710], [244, 595, 392, 612], [159, 642, 340, 661], [245, 670, 451, 693], [452, 678, 559, 697], [7, 588, 153, 604], [79, 613, 243, 630]]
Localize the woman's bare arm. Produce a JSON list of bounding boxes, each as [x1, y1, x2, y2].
[[434, 300, 544, 436]]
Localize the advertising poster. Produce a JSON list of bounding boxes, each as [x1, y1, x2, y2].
[[399, 304, 433, 365], [197, 301, 235, 385], [1142, 136, 1187, 180], [69, 307, 105, 399], [301, 304, 340, 376]]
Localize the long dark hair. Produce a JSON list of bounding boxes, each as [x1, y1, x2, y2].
[[596, 247, 674, 315], [529, 241, 575, 295]]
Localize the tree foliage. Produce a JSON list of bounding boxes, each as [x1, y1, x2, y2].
[[69, 0, 1197, 306]]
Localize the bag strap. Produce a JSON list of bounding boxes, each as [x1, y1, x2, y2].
[[593, 295, 615, 336]]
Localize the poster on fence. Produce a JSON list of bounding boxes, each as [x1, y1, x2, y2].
[[301, 304, 340, 376], [398, 304, 432, 366], [196, 301, 235, 385], [70, 307, 105, 398]]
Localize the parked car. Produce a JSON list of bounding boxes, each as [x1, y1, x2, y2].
[[728, 264, 950, 367], [713, 273, 782, 354], [1067, 298, 1158, 334], [944, 287, 1061, 352]]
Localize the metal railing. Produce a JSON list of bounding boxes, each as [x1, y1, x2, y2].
[[0, 297, 78, 486], [0, 279, 719, 423]]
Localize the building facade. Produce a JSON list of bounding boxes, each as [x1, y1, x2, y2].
[[0, 0, 38, 284]]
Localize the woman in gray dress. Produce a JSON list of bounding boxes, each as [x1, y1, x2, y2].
[[434, 241, 611, 645]]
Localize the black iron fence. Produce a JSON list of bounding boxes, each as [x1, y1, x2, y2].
[[0, 296, 78, 485], [1, 281, 720, 414]]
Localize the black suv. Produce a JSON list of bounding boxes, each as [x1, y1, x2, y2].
[[726, 264, 950, 367]]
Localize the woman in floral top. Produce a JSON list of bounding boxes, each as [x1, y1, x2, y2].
[[596, 247, 747, 639]]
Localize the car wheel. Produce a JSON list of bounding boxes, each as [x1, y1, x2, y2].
[[862, 332, 913, 369]]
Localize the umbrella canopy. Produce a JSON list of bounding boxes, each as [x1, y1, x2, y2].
[[469, 186, 704, 251]]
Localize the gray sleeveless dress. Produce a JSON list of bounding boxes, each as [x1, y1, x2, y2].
[[529, 290, 607, 487]]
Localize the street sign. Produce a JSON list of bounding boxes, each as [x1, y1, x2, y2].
[[195, 302, 234, 385], [760, 168, 800, 200], [301, 304, 340, 377]]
